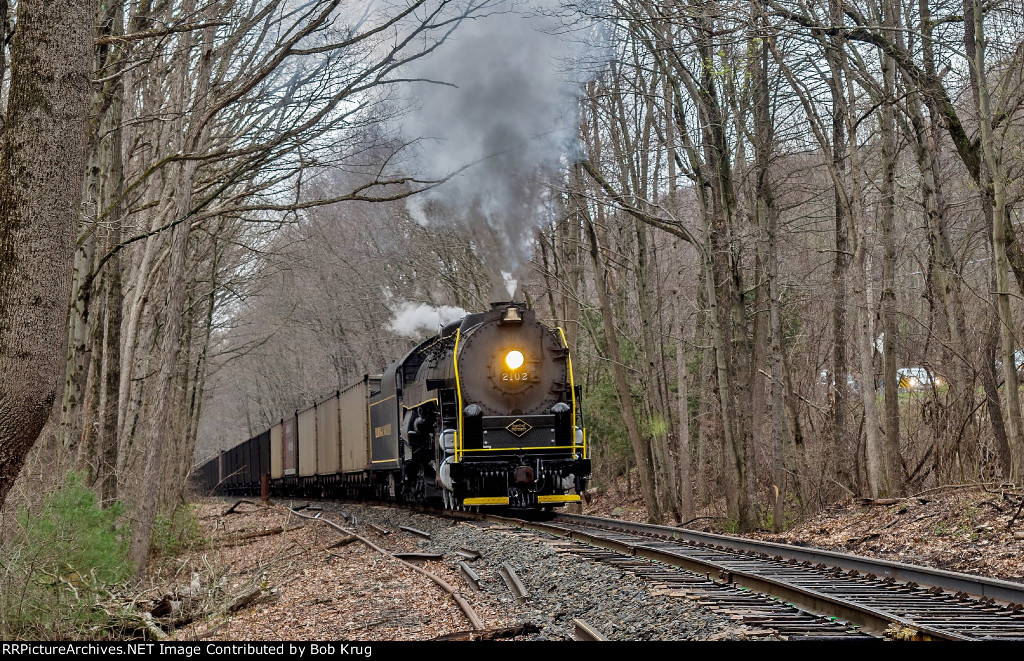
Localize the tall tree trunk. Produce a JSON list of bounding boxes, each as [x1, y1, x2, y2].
[[694, 266, 714, 507], [96, 8, 126, 506], [903, 40, 983, 478], [971, 2, 1024, 480], [840, 72, 886, 496], [0, 0, 93, 510], [77, 0, 126, 492], [179, 231, 219, 500], [750, 4, 792, 527], [578, 176, 661, 523], [98, 245, 124, 506], [851, 207, 885, 496], [877, 0, 903, 496], [825, 0, 853, 493], [62, 226, 95, 462], [664, 81, 694, 522], [675, 312, 695, 521], [636, 220, 679, 520], [694, 5, 754, 530], [129, 17, 217, 573], [960, 0, 1016, 483]]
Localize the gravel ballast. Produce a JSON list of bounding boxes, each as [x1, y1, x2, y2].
[[310, 502, 760, 641]]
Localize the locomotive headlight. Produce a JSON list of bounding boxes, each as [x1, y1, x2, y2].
[[505, 350, 525, 370]]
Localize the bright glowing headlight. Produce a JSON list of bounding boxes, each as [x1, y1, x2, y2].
[[505, 350, 524, 370]]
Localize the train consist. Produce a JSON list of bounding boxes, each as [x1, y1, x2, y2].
[[192, 302, 591, 509]]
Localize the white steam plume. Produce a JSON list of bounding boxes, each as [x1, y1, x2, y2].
[[388, 302, 468, 339], [401, 0, 582, 277], [501, 271, 518, 299]]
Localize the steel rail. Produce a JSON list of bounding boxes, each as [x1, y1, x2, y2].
[[458, 561, 482, 592], [488, 513, 982, 640], [281, 499, 1024, 639], [498, 561, 530, 603], [572, 618, 608, 641], [559, 544, 871, 639], [551, 512, 1024, 607]]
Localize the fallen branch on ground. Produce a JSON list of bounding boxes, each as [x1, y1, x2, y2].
[[101, 609, 170, 641], [223, 585, 278, 614], [212, 525, 303, 547], [432, 623, 541, 641], [223, 500, 261, 515], [289, 508, 484, 630], [1007, 498, 1024, 531], [855, 498, 901, 506], [326, 535, 358, 549]]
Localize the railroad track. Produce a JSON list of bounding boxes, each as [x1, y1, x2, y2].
[[487, 512, 1024, 641], [553, 544, 869, 639]]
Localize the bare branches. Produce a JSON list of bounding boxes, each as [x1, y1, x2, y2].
[[579, 159, 702, 250], [766, 0, 982, 181], [95, 21, 230, 46]]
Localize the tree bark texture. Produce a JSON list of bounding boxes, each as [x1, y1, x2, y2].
[[825, 3, 853, 493], [971, 2, 1024, 481], [878, 30, 902, 495], [129, 16, 217, 573], [0, 0, 94, 509]]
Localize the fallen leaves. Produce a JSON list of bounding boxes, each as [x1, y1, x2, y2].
[[748, 489, 1024, 583], [157, 501, 497, 641]]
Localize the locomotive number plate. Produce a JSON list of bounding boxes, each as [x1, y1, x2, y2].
[[501, 371, 529, 382]]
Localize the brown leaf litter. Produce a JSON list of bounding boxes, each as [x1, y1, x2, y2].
[[581, 478, 1024, 585], [747, 487, 1024, 583], [154, 500, 509, 640]]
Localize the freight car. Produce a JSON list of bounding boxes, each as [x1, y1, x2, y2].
[[192, 302, 590, 510]]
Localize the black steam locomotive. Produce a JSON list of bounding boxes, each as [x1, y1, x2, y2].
[[193, 302, 590, 509]]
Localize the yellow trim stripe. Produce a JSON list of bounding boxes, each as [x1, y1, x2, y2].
[[537, 494, 581, 503], [368, 395, 396, 408], [403, 397, 439, 410], [463, 496, 510, 505], [557, 327, 582, 458], [463, 446, 577, 452], [454, 329, 463, 462], [370, 459, 398, 464]]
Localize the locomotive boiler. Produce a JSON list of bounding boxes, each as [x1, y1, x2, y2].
[[194, 301, 590, 510]]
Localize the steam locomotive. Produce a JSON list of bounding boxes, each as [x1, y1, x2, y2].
[[193, 302, 590, 509]]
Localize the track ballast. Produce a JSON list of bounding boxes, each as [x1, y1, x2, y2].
[[485, 511, 1024, 640]]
